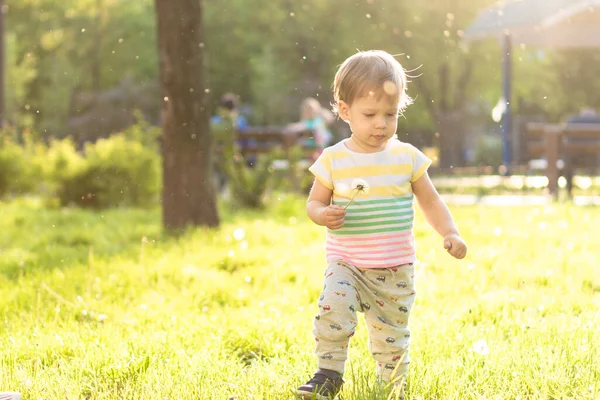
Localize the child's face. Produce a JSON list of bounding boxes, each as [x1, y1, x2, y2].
[[338, 92, 399, 151]]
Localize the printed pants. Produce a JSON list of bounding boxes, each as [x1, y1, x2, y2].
[[313, 260, 416, 382]]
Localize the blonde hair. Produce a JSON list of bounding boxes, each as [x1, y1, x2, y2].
[[301, 97, 322, 117], [301, 97, 335, 125], [332, 50, 412, 115]]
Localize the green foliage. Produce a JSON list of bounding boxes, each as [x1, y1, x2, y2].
[[474, 134, 503, 168], [0, 138, 28, 196], [121, 112, 161, 151], [213, 114, 282, 209], [0, 131, 43, 197], [221, 153, 278, 209], [0, 122, 160, 208], [7, 0, 600, 164], [8, 0, 156, 135], [56, 134, 160, 208], [40, 138, 86, 193], [0, 0, 521, 137]]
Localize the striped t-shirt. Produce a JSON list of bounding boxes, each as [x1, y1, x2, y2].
[[309, 138, 432, 269]]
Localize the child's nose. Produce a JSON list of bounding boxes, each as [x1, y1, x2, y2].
[[375, 118, 387, 129]]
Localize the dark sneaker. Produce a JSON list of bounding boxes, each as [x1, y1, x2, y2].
[[296, 369, 344, 399]]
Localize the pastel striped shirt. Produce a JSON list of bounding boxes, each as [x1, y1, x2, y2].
[[309, 138, 432, 269]]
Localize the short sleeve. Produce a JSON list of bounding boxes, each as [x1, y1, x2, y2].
[[308, 151, 333, 189], [411, 146, 432, 182]]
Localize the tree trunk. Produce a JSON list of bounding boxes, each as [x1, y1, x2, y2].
[[436, 111, 466, 168], [91, 0, 105, 92], [0, 0, 5, 128], [155, 0, 219, 231], [412, 60, 472, 169]]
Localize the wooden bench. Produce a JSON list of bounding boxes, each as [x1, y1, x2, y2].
[[232, 126, 319, 190], [524, 122, 600, 197], [236, 126, 316, 160], [237, 126, 314, 156]]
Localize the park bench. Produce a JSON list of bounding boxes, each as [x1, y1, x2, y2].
[[236, 126, 317, 168], [524, 122, 600, 197], [229, 126, 318, 191]]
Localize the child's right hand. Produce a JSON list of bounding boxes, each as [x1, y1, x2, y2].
[[319, 205, 346, 230]]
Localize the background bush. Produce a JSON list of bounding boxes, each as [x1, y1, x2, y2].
[[0, 132, 43, 197], [0, 123, 161, 209], [56, 134, 161, 209]]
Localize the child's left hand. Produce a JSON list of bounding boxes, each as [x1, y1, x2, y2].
[[443, 234, 467, 259]]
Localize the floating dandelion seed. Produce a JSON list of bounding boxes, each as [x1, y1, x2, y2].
[[472, 339, 490, 355], [233, 228, 246, 241], [344, 179, 370, 210], [383, 81, 398, 96]]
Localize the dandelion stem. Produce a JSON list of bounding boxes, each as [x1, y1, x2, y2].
[[343, 185, 365, 210], [343, 191, 359, 210]]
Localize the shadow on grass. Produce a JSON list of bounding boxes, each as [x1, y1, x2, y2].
[[0, 194, 307, 280], [0, 198, 164, 280]]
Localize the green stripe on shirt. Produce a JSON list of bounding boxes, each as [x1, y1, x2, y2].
[[343, 216, 414, 228], [330, 224, 413, 235], [344, 210, 414, 221]]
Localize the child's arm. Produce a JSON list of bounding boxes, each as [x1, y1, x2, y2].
[[412, 172, 467, 259], [307, 179, 346, 230]]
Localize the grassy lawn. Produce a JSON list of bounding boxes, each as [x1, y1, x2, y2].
[[1, 196, 599, 399]]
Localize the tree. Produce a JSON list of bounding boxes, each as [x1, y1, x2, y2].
[[154, 0, 219, 230], [0, 0, 5, 128]]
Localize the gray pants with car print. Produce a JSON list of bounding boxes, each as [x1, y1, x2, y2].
[[313, 260, 416, 382]]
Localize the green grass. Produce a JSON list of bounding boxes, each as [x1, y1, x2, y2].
[[1, 196, 599, 399]]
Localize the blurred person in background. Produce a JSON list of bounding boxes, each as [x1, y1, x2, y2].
[[211, 93, 253, 192], [287, 97, 335, 160]]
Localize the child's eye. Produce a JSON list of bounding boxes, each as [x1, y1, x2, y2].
[[387, 113, 397, 117], [364, 114, 375, 117]]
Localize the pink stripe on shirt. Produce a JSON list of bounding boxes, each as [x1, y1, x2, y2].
[[327, 244, 414, 255], [330, 231, 412, 243], [327, 238, 412, 250]]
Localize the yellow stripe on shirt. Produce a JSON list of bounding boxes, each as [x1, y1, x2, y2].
[[344, 182, 412, 198], [333, 164, 413, 180]]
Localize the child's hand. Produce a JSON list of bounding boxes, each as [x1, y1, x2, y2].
[[443, 234, 467, 259], [320, 205, 346, 230]]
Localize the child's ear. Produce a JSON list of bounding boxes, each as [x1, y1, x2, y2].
[[337, 101, 350, 122]]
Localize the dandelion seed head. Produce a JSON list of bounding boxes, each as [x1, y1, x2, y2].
[[336, 182, 352, 198], [351, 178, 370, 195]]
